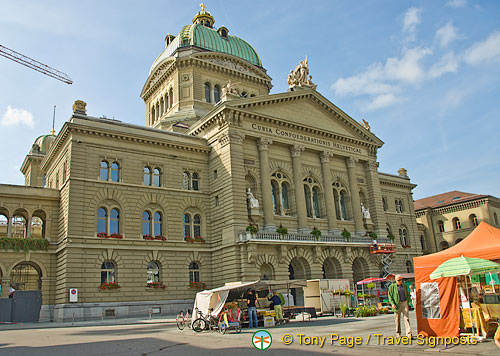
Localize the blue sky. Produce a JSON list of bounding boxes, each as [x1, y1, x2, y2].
[[0, 0, 499, 200]]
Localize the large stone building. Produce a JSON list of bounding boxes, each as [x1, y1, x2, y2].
[[415, 190, 500, 253], [0, 7, 421, 321]]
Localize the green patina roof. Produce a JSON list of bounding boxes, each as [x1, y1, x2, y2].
[[150, 23, 262, 74]]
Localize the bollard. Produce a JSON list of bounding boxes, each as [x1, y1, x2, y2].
[[72, 313, 75, 326], [149, 309, 152, 320]]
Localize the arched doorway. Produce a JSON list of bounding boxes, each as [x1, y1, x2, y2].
[[260, 263, 274, 280], [10, 262, 42, 291], [289, 257, 311, 306], [352, 257, 370, 303], [322, 257, 342, 279]]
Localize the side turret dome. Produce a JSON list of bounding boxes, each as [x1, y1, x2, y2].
[[32, 134, 56, 154]]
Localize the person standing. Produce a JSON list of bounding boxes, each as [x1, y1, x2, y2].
[[268, 291, 283, 324], [409, 284, 417, 309], [388, 275, 412, 338], [247, 289, 258, 328]]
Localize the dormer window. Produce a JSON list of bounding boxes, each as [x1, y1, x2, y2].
[[218, 26, 229, 39], [165, 34, 175, 47]]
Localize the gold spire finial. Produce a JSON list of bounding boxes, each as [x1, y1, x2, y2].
[[200, 3, 206, 12]]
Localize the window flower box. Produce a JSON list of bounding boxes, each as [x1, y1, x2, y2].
[[194, 236, 205, 243], [189, 281, 206, 289], [110, 233, 123, 239], [146, 282, 166, 289], [154, 235, 167, 241], [143, 234, 153, 240], [97, 232, 108, 238], [98, 282, 121, 290], [185, 236, 195, 243]]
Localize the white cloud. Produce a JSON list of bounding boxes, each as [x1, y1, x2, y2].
[[403, 7, 422, 33], [435, 21, 459, 48], [445, 0, 467, 8], [365, 94, 399, 111], [1, 106, 35, 128], [385, 47, 432, 83], [429, 52, 460, 78], [464, 32, 500, 65]]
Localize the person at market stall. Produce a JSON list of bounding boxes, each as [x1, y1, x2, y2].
[[268, 291, 284, 324], [388, 274, 412, 338], [409, 284, 417, 309], [246, 289, 258, 328]]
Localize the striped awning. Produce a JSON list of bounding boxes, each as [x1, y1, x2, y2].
[[430, 255, 500, 279]]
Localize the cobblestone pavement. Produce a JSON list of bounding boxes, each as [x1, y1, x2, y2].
[[0, 312, 497, 355]]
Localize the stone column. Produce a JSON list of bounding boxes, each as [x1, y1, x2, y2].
[[364, 160, 387, 237], [0, 278, 11, 298], [320, 151, 338, 234], [27, 217, 32, 238], [291, 145, 308, 233], [258, 138, 275, 231], [6, 217, 12, 238], [346, 157, 364, 234]]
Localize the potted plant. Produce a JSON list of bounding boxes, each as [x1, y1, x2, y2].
[[97, 232, 108, 238], [341, 229, 351, 241], [189, 281, 206, 289], [246, 224, 258, 237], [98, 282, 121, 290], [154, 235, 167, 241], [184, 236, 194, 243], [276, 224, 287, 238], [340, 303, 348, 318], [194, 236, 205, 243], [368, 232, 377, 239], [311, 227, 321, 241], [143, 234, 153, 240], [146, 282, 166, 289], [110, 233, 123, 239]]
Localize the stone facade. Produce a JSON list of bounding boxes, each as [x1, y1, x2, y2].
[[0, 7, 421, 321], [415, 191, 500, 253]]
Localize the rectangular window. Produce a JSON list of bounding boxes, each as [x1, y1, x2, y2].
[[213, 170, 218, 179], [421, 282, 441, 319]]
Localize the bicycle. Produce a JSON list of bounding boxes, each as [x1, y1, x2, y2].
[[176, 308, 192, 330], [191, 308, 218, 332]]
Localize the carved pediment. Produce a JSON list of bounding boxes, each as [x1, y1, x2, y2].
[[194, 53, 270, 80]]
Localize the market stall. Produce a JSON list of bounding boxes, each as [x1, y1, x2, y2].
[[413, 222, 500, 337]]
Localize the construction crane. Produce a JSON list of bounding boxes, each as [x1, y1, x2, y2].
[[0, 44, 73, 85]]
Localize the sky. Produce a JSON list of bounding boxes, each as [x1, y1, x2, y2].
[[0, 0, 499, 200]]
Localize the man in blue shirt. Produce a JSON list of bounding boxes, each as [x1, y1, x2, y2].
[[268, 291, 283, 324]]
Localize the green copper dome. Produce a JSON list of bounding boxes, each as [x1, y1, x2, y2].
[[150, 23, 262, 74]]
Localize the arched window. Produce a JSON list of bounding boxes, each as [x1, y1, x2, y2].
[[469, 214, 478, 227], [452, 217, 461, 230], [153, 168, 161, 187], [192, 172, 199, 191], [142, 211, 151, 236], [110, 162, 120, 182], [183, 171, 191, 190], [386, 224, 393, 238], [440, 241, 449, 250], [169, 88, 173, 108], [151, 106, 155, 124], [11, 215, 27, 238], [189, 262, 200, 282], [420, 235, 426, 251], [304, 177, 321, 218], [204, 82, 211, 102], [144, 166, 152, 186], [160, 97, 164, 116], [110, 208, 120, 234], [100, 161, 109, 181], [241, 91, 248, 98], [382, 197, 388, 211], [399, 227, 409, 247], [214, 85, 221, 103], [101, 261, 116, 284], [147, 261, 160, 284], [333, 181, 349, 220], [183, 213, 191, 239], [97, 208, 107, 234], [0, 214, 8, 238], [395, 199, 404, 213], [271, 172, 291, 216], [154, 212, 162, 237], [193, 214, 201, 238], [437, 220, 445, 232]]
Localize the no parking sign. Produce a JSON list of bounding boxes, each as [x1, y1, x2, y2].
[[69, 288, 78, 303]]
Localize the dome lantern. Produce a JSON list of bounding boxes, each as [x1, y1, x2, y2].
[[192, 3, 215, 28]]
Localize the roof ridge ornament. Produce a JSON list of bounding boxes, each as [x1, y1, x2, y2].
[[288, 56, 317, 91]]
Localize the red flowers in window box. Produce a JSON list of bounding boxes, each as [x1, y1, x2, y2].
[[154, 235, 167, 241], [98, 282, 121, 290], [110, 233, 123, 239], [189, 281, 206, 289], [144, 235, 166, 241], [185, 236, 194, 243], [194, 236, 205, 243], [146, 282, 166, 289], [185, 236, 204, 243], [143, 235, 153, 240], [97, 232, 108, 238]]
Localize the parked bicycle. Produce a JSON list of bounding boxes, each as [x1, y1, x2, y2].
[[191, 308, 218, 332], [176, 308, 192, 330]]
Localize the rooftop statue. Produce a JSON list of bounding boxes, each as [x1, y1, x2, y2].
[[361, 119, 371, 131], [288, 57, 317, 91], [222, 79, 240, 96]]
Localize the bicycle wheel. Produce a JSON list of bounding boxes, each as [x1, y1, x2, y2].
[[235, 323, 241, 333], [192, 318, 207, 332], [176, 315, 185, 330], [219, 323, 227, 334]]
